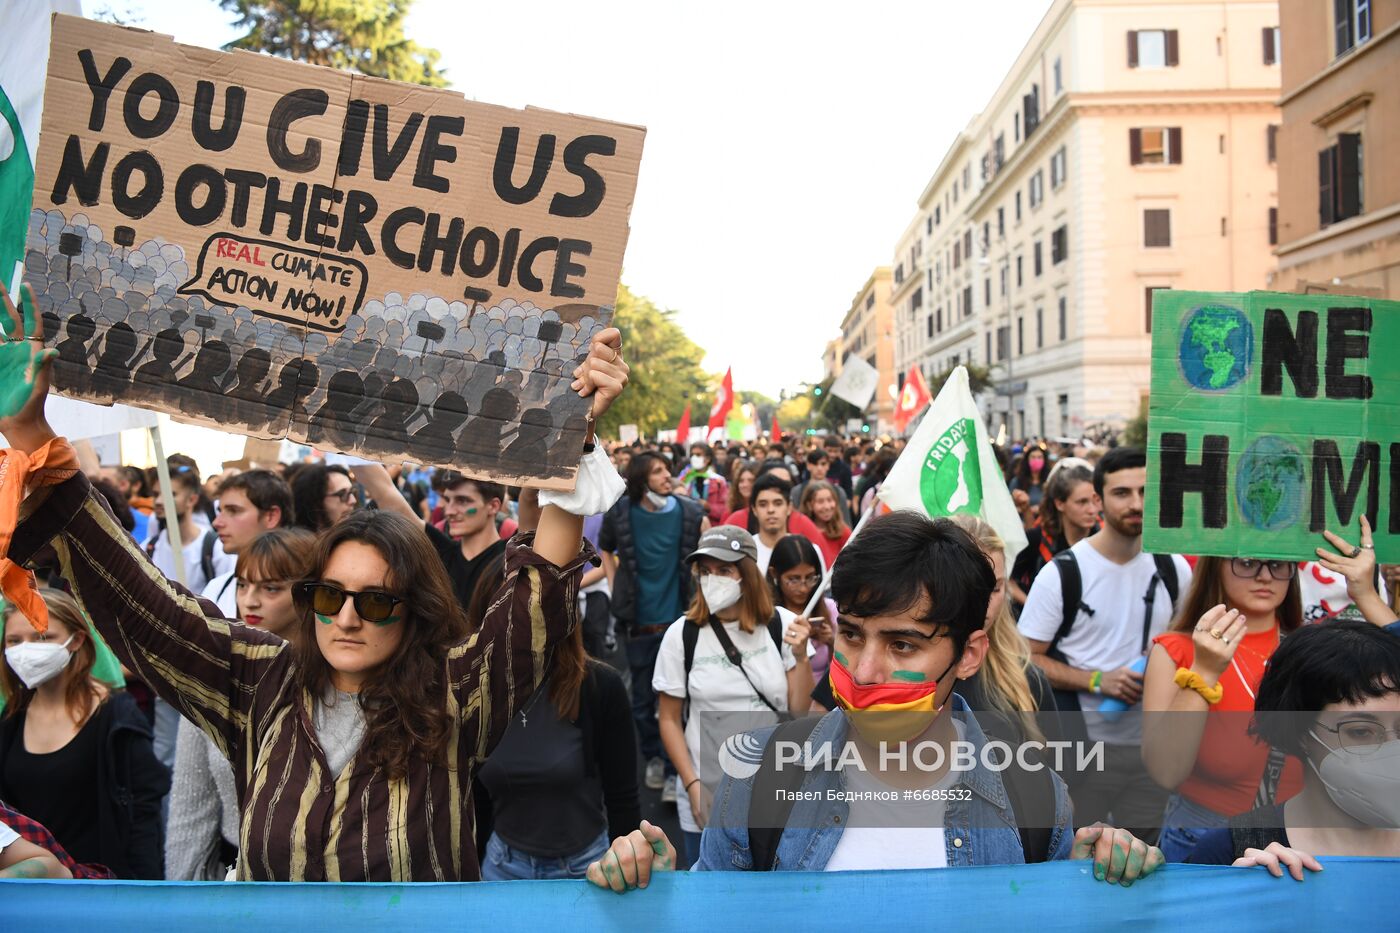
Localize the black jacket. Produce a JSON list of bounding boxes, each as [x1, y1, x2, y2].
[[0, 690, 170, 879], [599, 494, 704, 626]]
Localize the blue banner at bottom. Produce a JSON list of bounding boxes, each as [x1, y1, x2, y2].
[[1, 859, 1392, 931]]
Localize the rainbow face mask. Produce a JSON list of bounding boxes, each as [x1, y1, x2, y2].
[[828, 653, 957, 745]]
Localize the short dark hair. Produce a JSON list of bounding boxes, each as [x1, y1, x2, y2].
[[1093, 446, 1145, 496], [830, 512, 994, 655], [168, 468, 202, 497], [750, 472, 792, 509], [806, 449, 829, 466], [757, 458, 791, 479], [824, 435, 842, 449], [1251, 621, 1400, 758], [626, 451, 668, 503], [218, 469, 294, 527], [120, 465, 149, 498], [440, 473, 505, 506]]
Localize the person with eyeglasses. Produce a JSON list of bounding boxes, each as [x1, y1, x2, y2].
[[289, 463, 357, 534], [0, 305, 630, 881], [1185, 619, 1400, 874], [1142, 552, 1307, 861], [766, 534, 835, 685]]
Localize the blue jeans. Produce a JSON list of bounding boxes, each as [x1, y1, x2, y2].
[[1159, 792, 1228, 862], [682, 831, 702, 869], [480, 831, 610, 881], [625, 630, 668, 764]]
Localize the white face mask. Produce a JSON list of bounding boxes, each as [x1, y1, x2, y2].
[[700, 575, 743, 613], [690, 455, 707, 471], [1308, 732, 1400, 828], [4, 636, 76, 690], [644, 490, 669, 509]]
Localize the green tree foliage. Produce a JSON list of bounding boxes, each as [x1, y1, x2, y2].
[[219, 0, 446, 86], [928, 362, 996, 397], [597, 284, 707, 438]]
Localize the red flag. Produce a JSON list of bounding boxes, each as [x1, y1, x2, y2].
[[675, 403, 691, 443], [706, 368, 734, 436], [893, 367, 932, 433], [771, 413, 781, 441]]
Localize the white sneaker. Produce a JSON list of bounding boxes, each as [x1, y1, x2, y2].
[[645, 756, 666, 790], [660, 779, 677, 804]]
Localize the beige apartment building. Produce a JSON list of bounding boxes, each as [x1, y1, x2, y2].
[[837, 266, 895, 431], [1271, 0, 1399, 296], [892, 0, 1281, 439]]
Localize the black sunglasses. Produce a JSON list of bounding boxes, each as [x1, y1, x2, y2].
[[296, 582, 405, 625]]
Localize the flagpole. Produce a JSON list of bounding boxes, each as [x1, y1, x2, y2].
[[799, 504, 877, 619]]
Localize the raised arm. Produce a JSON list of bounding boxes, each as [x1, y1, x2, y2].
[[0, 284, 289, 761], [446, 327, 628, 760]]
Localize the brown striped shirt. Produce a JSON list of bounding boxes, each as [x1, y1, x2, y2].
[[13, 473, 591, 882]]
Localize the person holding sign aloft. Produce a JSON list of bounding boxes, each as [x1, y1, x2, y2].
[[0, 278, 631, 882]]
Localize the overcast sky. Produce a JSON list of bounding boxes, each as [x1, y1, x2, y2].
[[114, 0, 1054, 398]]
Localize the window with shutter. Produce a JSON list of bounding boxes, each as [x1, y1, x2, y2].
[[1165, 30, 1179, 65], [1262, 26, 1277, 65], [1144, 209, 1172, 247], [1338, 133, 1363, 220], [1335, 0, 1353, 53], [1052, 226, 1068, 264], [1269, 207, 1278, 246], [1268, 124, 1278, 163], [1319, 146, 1336, 227], [1017, 318, 1024, 355], [1036, 307, 1043, 348], [1130, 128, 1143, 165], [1058, 296, 1067, 341], [1127, 30, 1139, 68], [964, 286, 973, 318], [1168, 127, 1183, 164], [986, 332, 992, 361], [1034, 242, 1043, 276], [1135, 30, 1167, 67]]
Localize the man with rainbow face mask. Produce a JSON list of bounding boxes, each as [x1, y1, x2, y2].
[[586, 512, 1167, 890]]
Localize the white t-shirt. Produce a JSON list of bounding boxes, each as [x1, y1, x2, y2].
[[823, 720, 962, 872], [1018, 539, 1191, 744], [0, 819, 18, 852], [653, 608, 799, 832], [1298, 560, 1388, 623], [146, 528, 235, 594], [201, 571, 240, 618]]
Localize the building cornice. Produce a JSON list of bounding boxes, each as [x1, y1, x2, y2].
[[1275, 202, 1400, 265], [1278, 20, 1400, 107]]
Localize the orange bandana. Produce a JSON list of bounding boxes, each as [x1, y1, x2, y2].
[[0, 437, 78, 632]]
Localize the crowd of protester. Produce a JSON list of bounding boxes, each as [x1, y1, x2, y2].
[[1, 292, 1397, 889]]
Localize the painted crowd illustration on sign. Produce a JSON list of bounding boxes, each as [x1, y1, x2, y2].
[[24, 16, 645, 488]]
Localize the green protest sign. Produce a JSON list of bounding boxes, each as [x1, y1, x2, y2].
[[1144, 290, 1399, 563]]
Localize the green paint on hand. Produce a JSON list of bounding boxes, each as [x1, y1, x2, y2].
[[891, 670, 928, 682], [315, 613, 334, 626]]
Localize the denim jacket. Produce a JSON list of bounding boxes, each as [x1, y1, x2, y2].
[[694, 696, 1073, 871]]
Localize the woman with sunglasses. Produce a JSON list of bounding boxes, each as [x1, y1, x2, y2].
[[1142, 553, 1305, 861], [0, 302, 629, 882]]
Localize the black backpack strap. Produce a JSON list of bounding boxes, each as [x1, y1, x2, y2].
[[998, 751, 1057, 863], [201, 529, 218, 582], [1048, 550, 1090, 657], [1152, 553, 1179, 605], [748, 715, 823, 871], [682, 620, 699, 724]]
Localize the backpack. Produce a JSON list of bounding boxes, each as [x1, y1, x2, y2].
[[144, 528, 220, 586], [746, 716, 1057, 870], [681, 611, 784, 723], [1044, 549, 1178, 718]]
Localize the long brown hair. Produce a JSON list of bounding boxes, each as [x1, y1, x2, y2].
[[949, 517, 1044, 740], [727, 462, 756, 515], [1169, 556, 1303, 635], [292, 512, 469, 779], [464, 550, 589, 722], [1038, 461, 1093, 543], [1, 589, 104, 726], [684, 556, 774, 633], [798, 480, 849, 539]]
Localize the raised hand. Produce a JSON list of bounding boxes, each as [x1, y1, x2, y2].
[[585, 820, 677, 893], [0, 281, 55, 431], [571, 326, 629, 420], [784, 615, 812, 660], [1317, 516, 1397, 627], [1190, 604, 1247, 680]]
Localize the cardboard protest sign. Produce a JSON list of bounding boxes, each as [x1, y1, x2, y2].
[[24, 16, 644, 488], [1144, 290, 1399, 562]]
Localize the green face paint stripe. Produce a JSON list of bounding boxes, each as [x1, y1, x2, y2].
[[315, 613, 334, 625], [834, 651, 849, 666], [891, 670, 928, 682], [372, 615, 401, 627]]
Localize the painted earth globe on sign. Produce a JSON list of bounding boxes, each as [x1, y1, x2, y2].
[[1178, 305, 1253, 391], [1234, 435, 1306, 531]]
